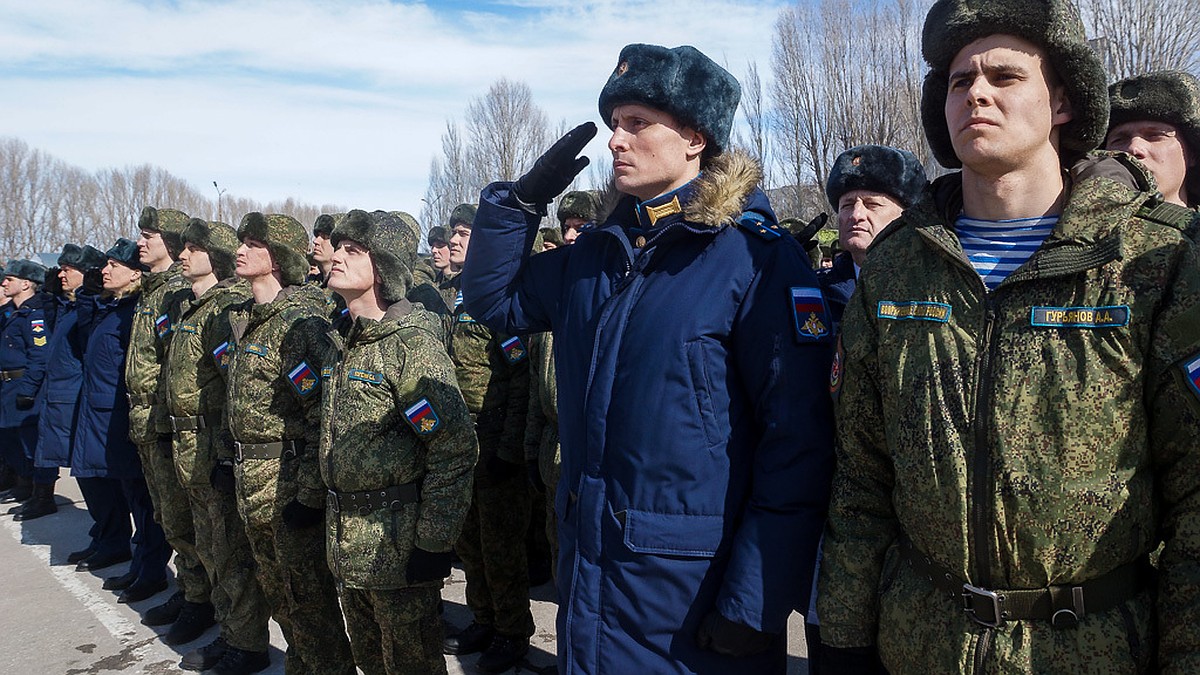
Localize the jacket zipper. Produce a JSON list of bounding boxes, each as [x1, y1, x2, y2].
[[971, 298, 998, 588], [971, 628, 993, 673]]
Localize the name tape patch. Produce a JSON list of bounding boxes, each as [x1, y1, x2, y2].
[[877, 301, 952, 323], [1030, 305, 1130, 328], [347, 369, 384, 385], [244, 343, 269, 357]]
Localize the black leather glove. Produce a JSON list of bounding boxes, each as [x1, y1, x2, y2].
[[526, 460, 545, 494], [485, 454, 524, 481], [282, 499, 323, 530], [43, 269, 63, 298], [814, 644, 887, 675], [156, 433, 173, 455], [406, 548, 454, 584], [210, 461, 235, 495], [695, 611, 774, 657], [15, 395, 34, 411], [512, 122, 597, 208], [81, 268, 104, 296], [794, 213, 828, 251]]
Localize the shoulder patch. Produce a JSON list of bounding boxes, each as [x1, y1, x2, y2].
[[32, 336, 46, 347], [1183, 353, 1200, 401], [877, 300, 952, 323], [791, 287, 830, 341], [212, 341, 231, 370], [404, 398, 441, 435], [287, 361, 319, 397], [155, 313, 172, 338], [1030, 305, 1130, 328], [735, 211, 783, 241], [347, 369, 384, 385], [830, 335, 843, 398], [501, 336, 527, 363], [30, 319, 44, 334]]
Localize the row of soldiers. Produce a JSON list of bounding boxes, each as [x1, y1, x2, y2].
[[0, 193, 598, 675]]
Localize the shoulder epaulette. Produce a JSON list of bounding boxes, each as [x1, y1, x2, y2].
[[1136, 198, 1199, 237], [734, 211, 783, 242]]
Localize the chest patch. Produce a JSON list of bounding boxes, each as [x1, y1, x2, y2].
[[288, 361, 318, 397], [791, 287, 830, 341], [178, 323, 198, 334], [155, 313, 172, 338], [877, 300, 952, 323], [501, 336, 527, 363], [321, 366, 334, 379], [212, 341, 231, 370], [1030, 305, 1130, 328], [404, 398, 441, 435], [347, 369, 384, 385], [244, 343, 268, 357], [30, 319, 44, 334]]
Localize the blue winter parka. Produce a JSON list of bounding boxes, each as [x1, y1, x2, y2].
[[34, 295, 84, 468], [462, 151, 836, 674], [0, 292, 50, 429], [72, 291, 141, 479]]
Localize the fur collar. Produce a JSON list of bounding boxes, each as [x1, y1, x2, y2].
[[596, 149, 764, 229]]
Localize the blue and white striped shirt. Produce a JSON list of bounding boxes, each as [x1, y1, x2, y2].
[[955, 215, 1058, 291]]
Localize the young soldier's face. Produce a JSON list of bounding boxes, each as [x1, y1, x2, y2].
[[312, 233, 334, 264], [235, 238, 276, 280], [1106, 120, 1192, 205], [430, 241, 451, 271], [137, 229, 171, 267], [562, 217, 587, 245], [448, 224, 471, 266], [58, 265, 84, 293], [608, 103, 706, 201], [179, 243, 214, 282], [327, 240, 377, 296], [837, 189, 905, 265], [945, 34, 1072, 173]]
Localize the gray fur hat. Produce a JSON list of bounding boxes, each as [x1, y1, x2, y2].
[[106, 238, 148, 272], [1109, 70, 1200, 203], [599, 43, 741, 157], [331, 209, 419, 304], [826, 145, 928, 208], [313, 213, 342, 238], [182, 218, 240, 281], [3, 260, 46, 285], [58, 244, 107, 272], [426, 225, 449, 247], [138, 206, 190, 259], [448, 203, 477, 228], [236, 212, 310, 286], [921, 0, 1109, 168]]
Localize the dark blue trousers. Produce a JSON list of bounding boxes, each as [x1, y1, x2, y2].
[[78, 476, 132, 558], [120, 475, 169, 585]]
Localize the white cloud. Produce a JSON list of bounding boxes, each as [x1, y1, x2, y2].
[[0, 0, 785, 216]]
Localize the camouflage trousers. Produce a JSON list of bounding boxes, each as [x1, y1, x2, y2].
[[340, 584, 447, 675], [135, 438, 210, 604], [185, 484, 271, 652], [455, 466, 534, 638], [235, 456, 354, 675]]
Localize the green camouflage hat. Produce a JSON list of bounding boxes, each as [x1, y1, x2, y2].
[[182, 218, 240, 280], [138, 206, 190, 259], [426, 225, 449, 247], [1109, 70, 1200, 203], [921, 0, 1109, 168], [236, 212, 310, 286], [332, 209, 419, 304], [557, 190, 599, 225], [448, 203, 477, 228]]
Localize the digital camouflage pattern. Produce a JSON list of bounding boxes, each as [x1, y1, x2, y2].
[[308, 301, 477, 587], [225, 282, 353, 674], [340, 586, 446, 675], [818, 153, 1200, 673], [125, 263, 210, 604], [524, 332, 560, 563]]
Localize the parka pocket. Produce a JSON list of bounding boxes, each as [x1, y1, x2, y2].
[[685, 340, 723, 449], [621, 509, 724, 558]]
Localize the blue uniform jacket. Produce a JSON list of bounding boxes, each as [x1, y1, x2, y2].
[[816, 252, 857, 336], [0, 293, 50, 428], [72, 292, 141, 479], [34, 296, 84, 468], [462, 157, 835, 675]]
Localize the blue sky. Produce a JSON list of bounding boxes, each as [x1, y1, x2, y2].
[[0, 0, 787, 216]]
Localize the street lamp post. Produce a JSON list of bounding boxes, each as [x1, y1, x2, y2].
[[213, 181, 227, 223]]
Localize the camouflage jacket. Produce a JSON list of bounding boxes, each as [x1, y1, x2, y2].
[[125, 263, 191, 444], [523, 332, 559, 484], [165, 279, 250, 487], [310, 301, 477, 589], [818, 154, 1200, 673], [225, 283, 330, 508], [448, 274, 529, 466]]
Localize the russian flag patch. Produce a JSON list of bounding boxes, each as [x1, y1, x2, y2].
[[155, 313, 172, 338], [30, 319, 44, 333], [1184, 353, 1200, 400], [212, 341, 231, 370], [404, 398, 440, 435], [288, 361, 318, 397], [791, 287, 829, 341], [501, 336, 527, 364]]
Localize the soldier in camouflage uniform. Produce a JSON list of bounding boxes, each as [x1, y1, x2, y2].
[[1107, 70, 1200, 238], [817, 1, 1200, 673], [124, 206, 214, 616], [304, 209, 477, 675], [224, 212, 353, 675], [166, 218, 272, 673], [442, 208, 534, 673], [312, 214, 347, 320]]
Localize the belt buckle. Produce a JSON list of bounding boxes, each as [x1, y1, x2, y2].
[[282, 442, 297, 461], [1051, 587, 1085, 629], [169, 417, 181, 433], [328, 490, 340, 513], [234, 442, 245, 463], [962, 583, 1005, 628]]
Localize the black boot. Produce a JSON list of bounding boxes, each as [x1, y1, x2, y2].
[[0, 465, 15, 492], [205, 646, 270, 675], [476, 634, 530, 673], [0, 476, 32, 505], [141, 590, 185, 626], [66, 545, 97, 565], [443, 621, 495, 655], [163, 601, 217, 645], [180, 635, 227, 671], [14, 484, 57, 521]]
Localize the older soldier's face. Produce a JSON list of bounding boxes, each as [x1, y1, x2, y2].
[[137, 229, 171, 267], [448, 224, 471, 266], [837, 189, 905, 266], [327, 239, 377, 297], [430, 241, 451, 271], [102, 259, 140, 293], [58, 265, 84, 293], [608, 103, 706, 201], [179, 242, 213, 282], [945, 34, 1072, 173], [1107, 120, 1193, 206], [235, 238, 275, 280]]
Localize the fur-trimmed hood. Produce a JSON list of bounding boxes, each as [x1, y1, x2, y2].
[[595, 149, 765, 229]]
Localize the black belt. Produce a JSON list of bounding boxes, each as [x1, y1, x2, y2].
[[0, 369, 24, 382], [169, 413, 220, 432], [900, 537, 1153, 629], [233, 439, 303, 462], [127, 392, 153, 407], [328, 483, 420, 515]]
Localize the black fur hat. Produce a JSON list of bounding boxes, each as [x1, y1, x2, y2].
[[331, 209, 419, 304], [137, 206, 190, 259], [826, 145, 928, 208], [182, 218, 240, 281], [2, 260, 46, 285], [106, 238, 148, 272], [58, 244, 107, 272], [448, 203, 477, 228], [920, 0, 1109, 168], [599, 44, 741, 157], [1109, 70, 1200, 204], [236, 212, 310, 286], [313, 213, 341, 238]]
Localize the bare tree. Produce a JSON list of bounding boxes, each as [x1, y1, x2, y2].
[[733, 61, 770, 183], [1078, 0, 1200, 78]]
